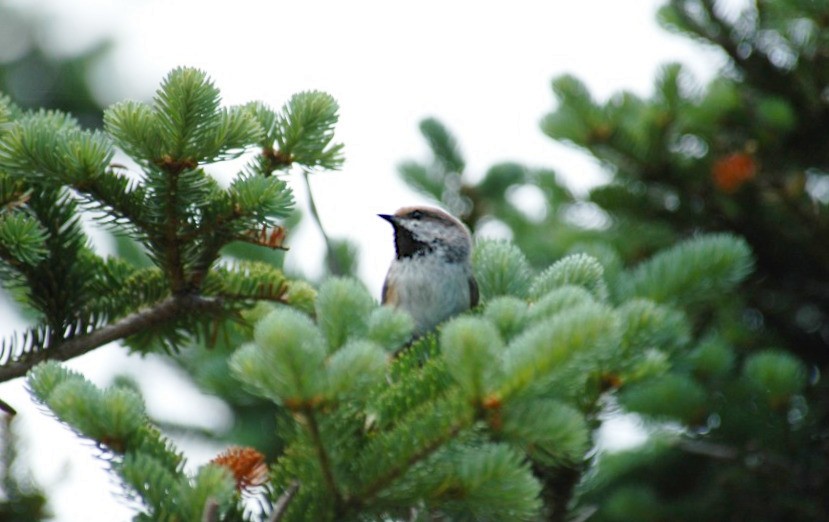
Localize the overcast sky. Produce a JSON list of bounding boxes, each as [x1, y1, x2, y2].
[[0, 1, 739, 520]]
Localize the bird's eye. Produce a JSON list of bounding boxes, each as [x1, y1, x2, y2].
[[410, 210, 423, 220]]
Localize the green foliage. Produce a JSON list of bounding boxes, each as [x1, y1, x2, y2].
[[231, 307, 327, 405], [616, 234, 753, 306], [228, 173, 294, 222], [742, 350, 806, 404], [15, 170, 762, 522], [397, 116, 583, 272], [326, 340, 387, 398], [620, 374, 708, 425], [602, 485, 661, 522], [432, 444, 542, 521], [500, 302, 620, 398], [616, 299, 691, 355], [398, 117, 467, 211], [273, 92, 344, 170], [0, 66, 343, 366], [28, 362, 180, 463], [527, 285, 595, 325], [181, 465, 238, 521], [440, 317, 504, 399], [398, 160, 442, 201], [541, 75, 601, 145], [527, 3, 829, 520], [315, 277, 376, 350], [224, 233, 755, 521], [7, 3, 826, 518], [482, 296, 529, 342], [567, 241, 623, 285], [501, 399, 590, 467], [0, 417, 48, 521], [390, 4, 829, 518], [0, 212, 47, 267], [686, 335, 734, 379], [529, 253, 608, 301], [0, 65, 347, 519], [106, 68, 259, 165], [472, 239, 533, 299], [0, 4, 109, 129], [27, 362, 241, 521], [156, 68, 258, 162], [0, 96, 13, 124], [419, 118, 465, 175], [366, 306, 415, 351], [0, 111, 109, 196]]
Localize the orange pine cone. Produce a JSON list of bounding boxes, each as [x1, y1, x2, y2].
[[211, 446, 269, 492], [712, 152, 757, 193]]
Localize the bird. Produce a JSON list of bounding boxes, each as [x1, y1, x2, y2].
[[379, 206, 478, 337]]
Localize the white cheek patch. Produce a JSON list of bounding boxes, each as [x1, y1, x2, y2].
[[409, 224, 430, 242], [411, 222, 443, 244]]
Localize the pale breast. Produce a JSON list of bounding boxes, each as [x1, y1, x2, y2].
[[384, 256, 472, 335]]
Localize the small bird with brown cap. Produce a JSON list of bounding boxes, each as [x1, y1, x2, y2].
[[379, 206, 478, 337]]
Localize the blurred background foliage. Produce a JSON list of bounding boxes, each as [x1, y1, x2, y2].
[[0, 1, 108, 519], [398, 1, 828, 519], [0, 2, 352, 520], [0, 2, 108, 129], [1, 0, 828, 520]]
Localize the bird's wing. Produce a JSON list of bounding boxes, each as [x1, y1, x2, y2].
[[382, 278, 398, 306]]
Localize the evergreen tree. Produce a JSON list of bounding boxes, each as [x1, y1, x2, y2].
[[2, 1, 824, 521], [0, 64, 761, 520], [399, 0, 828, 520]]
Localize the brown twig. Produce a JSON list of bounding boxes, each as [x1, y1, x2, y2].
[[0, 397, 16, 416], [355, 422, 465, 505], [303, 171, 344, 275], [161, 166, 186, 293], [201, 498, 220, 522], [269, 481, 300, 522], [0, 294, 224, 382], [676, 438, 740, 460], [303, 408, 341, 508]]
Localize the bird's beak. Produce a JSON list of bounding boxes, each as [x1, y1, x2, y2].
[[378, 214, 396, 225]]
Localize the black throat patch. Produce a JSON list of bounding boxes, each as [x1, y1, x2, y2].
[[393, 225, 434, 259]]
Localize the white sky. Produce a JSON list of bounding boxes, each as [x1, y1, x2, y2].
[[0, 1, 736, 520]]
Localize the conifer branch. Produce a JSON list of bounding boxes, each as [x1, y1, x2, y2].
[[72, 168, 148, 231], [355, 422, 465, 507], [302, 408, 342, 510], [201, 498, 220, 522], [676, 438, 739, 460], [269, 481, 300, 522], [163, 170, 186, 292], [188, 234, 224, 290], [303, 170, 342, 275], [0, 397, 16, 416], [670, 0, 742, 66], [0, 294, 223, 382]]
